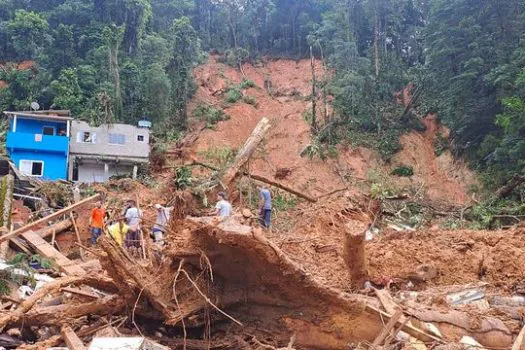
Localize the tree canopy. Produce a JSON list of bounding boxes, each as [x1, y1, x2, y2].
[[0, 0, 524, 194]]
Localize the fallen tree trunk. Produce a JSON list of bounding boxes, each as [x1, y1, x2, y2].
[[19, 295, 125, 326], [99, 237, 209, 325], [246, 173, 317, 203], [495, 175, 525, 199], [181, 218, 513, 349], [221, 117, 271, 187], [0, 274, 116, 330]]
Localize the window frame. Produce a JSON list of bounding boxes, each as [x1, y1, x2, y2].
[[108, 133, 126, 145], [42, 126, 55, 136], [77, 131, 96, 144], [19, 160, 44, 177], [137, 135, 145, 142]]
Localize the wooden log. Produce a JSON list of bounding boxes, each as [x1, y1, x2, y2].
[[343, 224, 368, 289], [21, 295, 124, 326], [246, 173, 317, 203], [0, 194, 100, 243], [34, 219, 73, 239], [221, 117, 271, 186], [61, 325, 87, 350], [372, 309, 404, 346]]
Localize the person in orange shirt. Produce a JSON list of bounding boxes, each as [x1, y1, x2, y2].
[[89, 201, 106, 244]]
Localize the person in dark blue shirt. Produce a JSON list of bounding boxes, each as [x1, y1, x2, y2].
[[258, 186, 272, 228]]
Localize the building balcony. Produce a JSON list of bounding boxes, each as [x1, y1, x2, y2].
[[6, 131, 69, 155]]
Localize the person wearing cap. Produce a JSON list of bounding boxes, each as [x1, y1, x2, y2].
[[124, 199, 142, 250], [152, 204, 173, 246], [214, 192, 232, 217]]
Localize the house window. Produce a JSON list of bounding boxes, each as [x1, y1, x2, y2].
[[137, 135, 144, 142], [42, 126, 55, 136], [77, 131, 96, 143], [19, 160, 44, 177], [109, 133, 126, 145]]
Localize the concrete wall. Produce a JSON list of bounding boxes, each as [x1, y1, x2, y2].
[[76, 160, 134, 183], [70, 121, 150, 159]]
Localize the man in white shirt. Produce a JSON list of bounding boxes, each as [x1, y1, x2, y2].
[[214, 192, 232, 217], [152, 204, 173, 246], [124, 199, 142, 249]]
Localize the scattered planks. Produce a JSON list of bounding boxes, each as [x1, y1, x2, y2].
[[21, 230, 85, 276], [0, 194, 100, 243]]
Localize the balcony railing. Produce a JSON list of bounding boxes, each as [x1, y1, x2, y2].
[[6, 132, 69, 154]]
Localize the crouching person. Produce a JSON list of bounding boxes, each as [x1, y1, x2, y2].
[[152, 204, 173, 246]]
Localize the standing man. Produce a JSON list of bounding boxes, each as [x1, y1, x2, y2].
[[214, 192, 232, 218], [258, 186, 272, 228], [124, 199, 142, 251], [89, 201, 106, 244], [152, 204, 173, 246]]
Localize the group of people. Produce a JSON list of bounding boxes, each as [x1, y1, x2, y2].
[[213, 185, 272, 228], [89, 186, 272, 249], [89, 199, 173, 249]]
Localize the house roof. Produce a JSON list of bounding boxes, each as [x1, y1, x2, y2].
[[3, 111, 73, 122]]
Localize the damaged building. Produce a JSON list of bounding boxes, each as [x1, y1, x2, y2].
[[69, 120, 151, 183]]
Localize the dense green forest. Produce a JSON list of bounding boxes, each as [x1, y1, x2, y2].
[[0, 0, 524, 198]]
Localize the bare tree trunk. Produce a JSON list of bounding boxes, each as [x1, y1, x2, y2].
[[343, 224, 369, 289], [221, 118, 271, 187], [310, 46, 318, 134], [374, 0, 381, 136]]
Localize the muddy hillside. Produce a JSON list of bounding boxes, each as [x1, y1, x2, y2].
[[0, 56, 523, 350]]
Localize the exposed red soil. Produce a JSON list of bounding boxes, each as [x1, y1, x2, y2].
[[190, 56, 376, 197], [393, 114, 477, 205], [0, 60, 35, 89], [189, 56, 476, 206]]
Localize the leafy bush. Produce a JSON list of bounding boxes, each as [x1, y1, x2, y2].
[[175, 167, 193, 190], [199, 147, 236, 167], [391, 165, 414, 177], [225, 88, 243, 103], [239, 79, 255, 89], [434, 133, 449, 156], [273, 194, 298, 212], [193, 104, 229, 128], [223, 47, 250, 67], [243, 95, 258, 106]]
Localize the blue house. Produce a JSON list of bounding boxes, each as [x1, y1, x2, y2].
[[4, 111, 72, 180]]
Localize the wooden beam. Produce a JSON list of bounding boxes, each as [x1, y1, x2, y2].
[[0, 194, 100, 243], [61, 325, 87, 350], [21, 230, 85, 276]]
